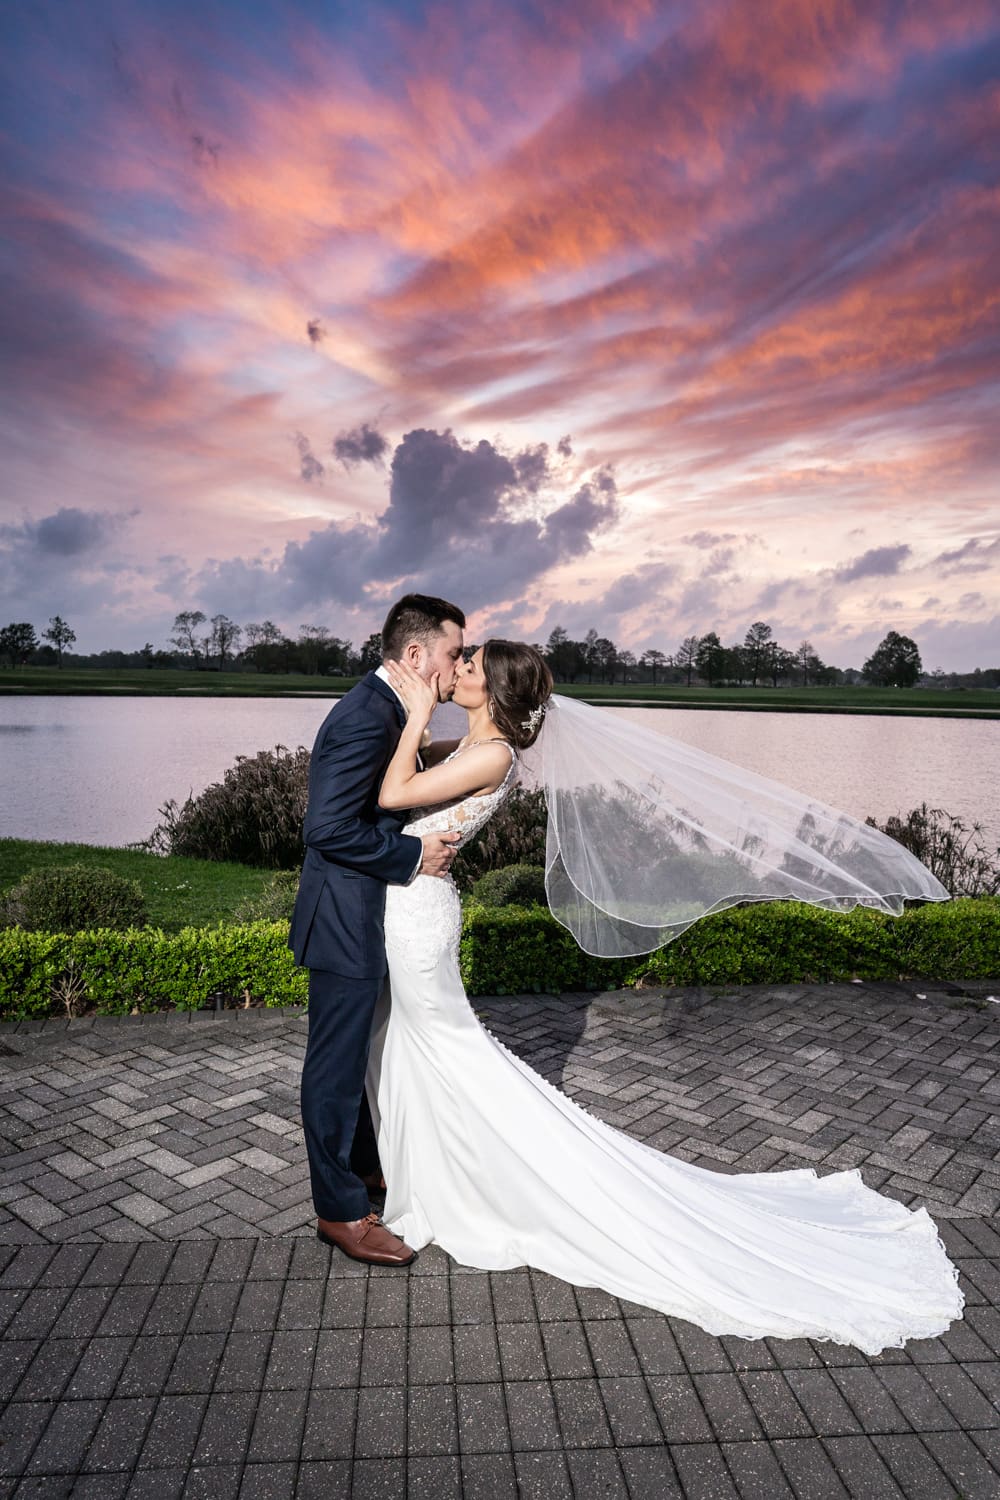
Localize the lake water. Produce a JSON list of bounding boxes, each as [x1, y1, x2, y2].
[[1, 694, 997, 850]]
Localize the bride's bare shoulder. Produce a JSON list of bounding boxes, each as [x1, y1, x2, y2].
[[379, 739, 512, 811]]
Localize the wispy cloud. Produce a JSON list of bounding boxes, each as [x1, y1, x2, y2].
[[0, 0, 997, 666], [833, 546, 912, 583]]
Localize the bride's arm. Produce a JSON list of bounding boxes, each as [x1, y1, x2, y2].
[[378, 665, 511, 811], [379, 739, 511, 810]]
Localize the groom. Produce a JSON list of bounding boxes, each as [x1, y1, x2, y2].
[[290, 593, 466, 1266]]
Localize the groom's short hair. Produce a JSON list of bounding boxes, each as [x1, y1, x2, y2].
[[381, 593, 466, 660]]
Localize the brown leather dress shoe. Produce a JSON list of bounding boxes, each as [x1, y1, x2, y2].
[[359, 1170, 387, 1196], [316, 1212, 416, 1266]]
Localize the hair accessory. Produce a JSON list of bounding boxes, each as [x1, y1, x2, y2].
[[520, 703, 547, 734]]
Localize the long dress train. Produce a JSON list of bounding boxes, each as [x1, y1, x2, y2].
[[368, 749, 963, 1355]]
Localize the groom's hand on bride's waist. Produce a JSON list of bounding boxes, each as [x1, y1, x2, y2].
[[419, 833, 460, 878]]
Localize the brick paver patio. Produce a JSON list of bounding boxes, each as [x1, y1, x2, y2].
[[1, 979, 998, 1497]]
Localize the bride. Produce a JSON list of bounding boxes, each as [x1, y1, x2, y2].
[[370, 639, 963, 1354]]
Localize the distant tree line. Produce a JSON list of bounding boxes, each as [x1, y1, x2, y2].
[[0, 611, 383, 677], [2, 613, 998, 690], [539, 624, 997, 690]]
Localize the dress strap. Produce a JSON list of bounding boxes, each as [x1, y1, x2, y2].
[[460, 738, 515, 755]]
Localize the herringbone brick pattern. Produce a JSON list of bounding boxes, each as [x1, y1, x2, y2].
[[1, 981, 998, 1497]]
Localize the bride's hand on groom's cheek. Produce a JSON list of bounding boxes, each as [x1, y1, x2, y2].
[[389, 662, 438, 719]]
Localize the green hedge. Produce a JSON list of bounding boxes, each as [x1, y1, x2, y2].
[[0, 900, 997, 1021], [460, 897, 1000, 995], [0, 922, 308, 1021]]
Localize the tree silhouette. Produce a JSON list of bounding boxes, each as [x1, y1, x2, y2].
[[695, 632, 725, 686], [863, 631, 922, 687], [42, 615, 76, 666], [676, 635, 700, 686], [0, 622, 38, 668], [359, 633, 383, 671], [743, 621, 773, 687], [169, 610, 207, 664], [583, 629, 599, 683], [209, 614, 242, 668], [642, 648, 667, 685]]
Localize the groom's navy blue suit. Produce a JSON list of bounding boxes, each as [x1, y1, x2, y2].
[[290, 671, 422, 1221]]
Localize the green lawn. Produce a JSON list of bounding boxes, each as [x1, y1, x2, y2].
[[1, 665, 997, 716], [0, 666, 352, 697], [0, 840, 283, 932], [556, 682, 1000, 717]]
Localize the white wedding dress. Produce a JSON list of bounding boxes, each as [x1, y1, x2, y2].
[[369, 745, 964, 1354]]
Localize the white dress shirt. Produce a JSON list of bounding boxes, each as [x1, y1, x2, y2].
[[376, 663, 424, 882]]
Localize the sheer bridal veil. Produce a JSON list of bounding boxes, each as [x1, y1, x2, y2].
[[521, 696, 949, 958]]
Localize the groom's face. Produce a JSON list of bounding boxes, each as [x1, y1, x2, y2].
[[411, 620, 465, 701]]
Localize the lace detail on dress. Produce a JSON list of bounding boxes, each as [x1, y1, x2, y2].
[[402, 741, 517, 846], [384, 742, 516, 974]]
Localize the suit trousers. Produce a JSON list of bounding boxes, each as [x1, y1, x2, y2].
[[301, 969, 383, 1222]]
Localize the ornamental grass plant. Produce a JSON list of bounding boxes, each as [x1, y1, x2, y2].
[[144, 744, 309, 869]]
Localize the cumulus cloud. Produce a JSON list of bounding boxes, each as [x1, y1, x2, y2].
[[753, 578, 795, 611], [704, 547, 735, 576], [833, 545, 911, 583], [0, 506, 139, 647], [596, 561, 680, 617], [333, 421, 389, 468], [194, 427, 621, 617], [1, 507, 118, 557], [542, 466, 619, 557], [294, 432, 325, 483], [513, 442, 554, 492], [676, 577, 724, 624]]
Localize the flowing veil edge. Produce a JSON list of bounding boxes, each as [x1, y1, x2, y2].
[[520, 695, 949, 959]]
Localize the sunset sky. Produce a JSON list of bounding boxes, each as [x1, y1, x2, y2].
[[2, 0, 998, 670]]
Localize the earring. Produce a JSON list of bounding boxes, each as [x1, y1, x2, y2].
[[488, 699, 495, 720]]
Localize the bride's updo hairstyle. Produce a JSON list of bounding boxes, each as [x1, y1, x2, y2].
[[482, 640, 553, 749]]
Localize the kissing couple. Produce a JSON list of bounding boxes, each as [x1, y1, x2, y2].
[[289, 592, 962, 1353]]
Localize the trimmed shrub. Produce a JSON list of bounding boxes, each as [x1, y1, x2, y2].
[[144, 745, 309, 869], [1, 865, 147, 932], [470, 864, 548, 908], [0, 930, 68, 1017], [234, 869, 300, 923], [0, 922, 307, 1021], [892, 898, 1000, 980], [460, 897, 1000, 996], [460, 901, 628, 995], [628, 902, 900, 988], [1, 898, 995, 1021]]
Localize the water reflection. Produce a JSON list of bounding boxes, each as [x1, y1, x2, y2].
[[0, 694, 996, 850]]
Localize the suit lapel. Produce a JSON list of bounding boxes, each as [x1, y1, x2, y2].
[[363, 670, 425, 769], [364, 670, 406, 731]]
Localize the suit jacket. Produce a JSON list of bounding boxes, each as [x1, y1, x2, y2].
[[288, 672, 423, 976]]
